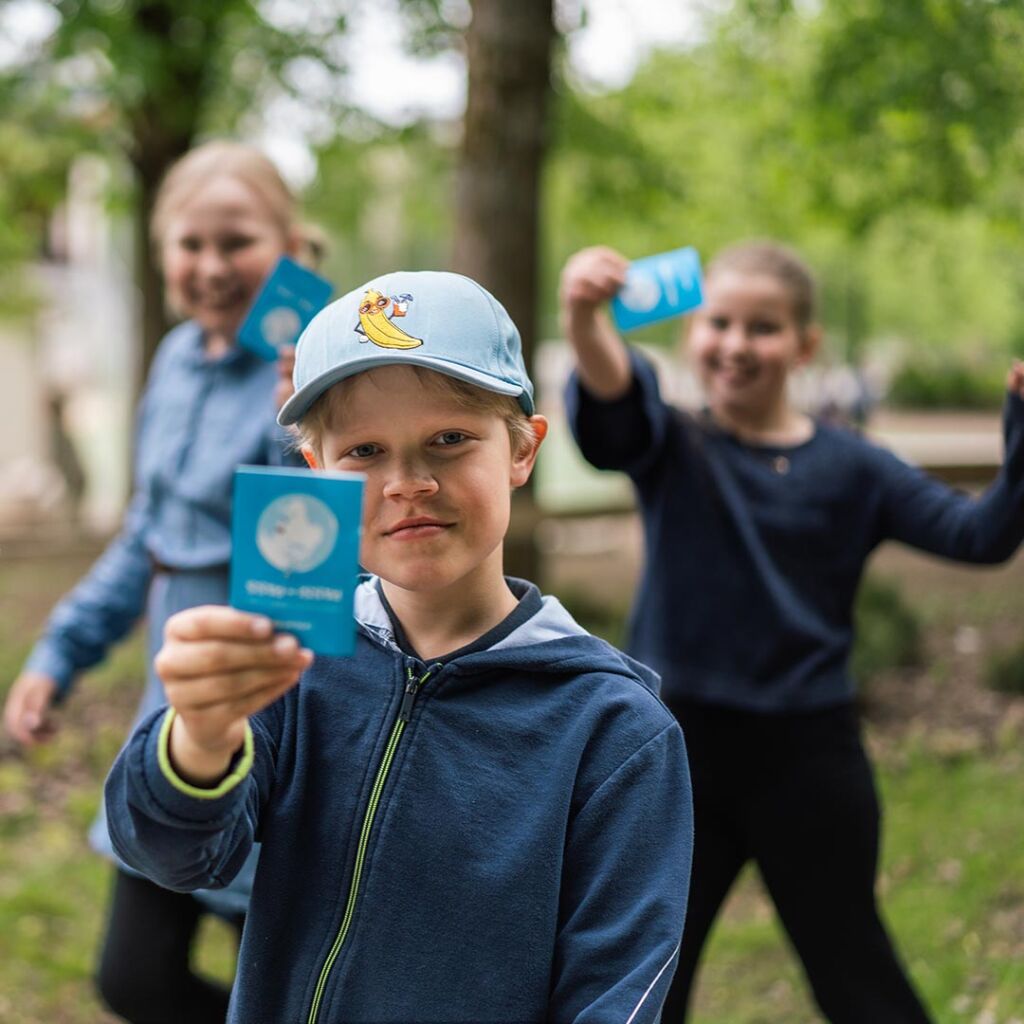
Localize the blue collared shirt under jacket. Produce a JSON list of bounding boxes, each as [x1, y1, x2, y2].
[[105, 579, 694, 1024], [25, 321, 298, 695], [566, 350, 1024, 712]]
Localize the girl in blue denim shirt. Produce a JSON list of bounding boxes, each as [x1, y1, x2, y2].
[[4, 140, 316, 1023]]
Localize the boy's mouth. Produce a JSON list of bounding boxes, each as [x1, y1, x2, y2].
[[711, 360, 758, 384], [196, 294, 244, 312], [384, 516, 452, 539]]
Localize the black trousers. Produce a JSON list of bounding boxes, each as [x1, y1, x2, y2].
[[661, 698, 932, 1024], [96, 869, 244, 1024]]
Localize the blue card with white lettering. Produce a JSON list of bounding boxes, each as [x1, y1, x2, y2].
[[238, 256, 333, 361], [230, 466, 364, 656], [610, 246, 704, 332]]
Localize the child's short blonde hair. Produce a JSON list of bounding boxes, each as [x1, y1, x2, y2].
[[707, 240, 817, 329], [296, 367, 537, 463], [150, 140, 326, 268]]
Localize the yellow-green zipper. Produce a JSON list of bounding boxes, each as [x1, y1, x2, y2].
[[306, 664, 437, 1024]]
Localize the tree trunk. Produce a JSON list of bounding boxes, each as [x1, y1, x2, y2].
[[126, 0, 223, 387], [452, 0, 555, 584], [132, 162, 176, 394]]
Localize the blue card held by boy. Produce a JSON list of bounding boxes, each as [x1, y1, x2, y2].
[[610, 246, 704, 332], [230, 466, 364, 656], [238, 256, 334, 361]]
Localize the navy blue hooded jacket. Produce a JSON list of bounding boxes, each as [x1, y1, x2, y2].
[[105, 579, 693, 1024]]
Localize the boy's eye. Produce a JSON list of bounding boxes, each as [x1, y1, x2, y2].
[[221, 235, 255, 252], [178, 236, 202, 253], [709, 316, 729, 330], [435, 431, 467, 447], [750, 319, 781, 335], [346, 443, 380, 459]]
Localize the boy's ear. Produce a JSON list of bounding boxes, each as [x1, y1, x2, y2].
[[797, 324, 823, 366], [510, 415, 548, 489], [301, 446, 320, 470], [285, 226, 305, 261]]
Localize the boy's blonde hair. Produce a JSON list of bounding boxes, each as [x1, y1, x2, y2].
[[150, 140, 326, 268], [707, 240, 817, 330], [296, 367, 537, 463]]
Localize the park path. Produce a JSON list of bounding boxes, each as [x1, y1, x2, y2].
[[868, 408, 1004, 475]]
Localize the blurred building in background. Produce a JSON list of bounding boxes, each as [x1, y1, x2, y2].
[[0, 155, 134, 542]]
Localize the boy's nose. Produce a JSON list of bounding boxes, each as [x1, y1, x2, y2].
[[196, 246, 233, 280], [382, 461, 440, 500], [721, 325, 749, 354]]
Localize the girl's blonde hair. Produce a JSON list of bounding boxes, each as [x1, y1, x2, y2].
[[150, 140, 326, 268], [297, 366, 537, 463], [706, 240, 817, 329]]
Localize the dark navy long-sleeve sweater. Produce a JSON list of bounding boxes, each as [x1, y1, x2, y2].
[[566, 350, 1024, 711]]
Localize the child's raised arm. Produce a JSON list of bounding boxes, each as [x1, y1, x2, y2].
[[875, 356, 1024, 563], [559, 246, 634, 400], [1007, 358, 1024, 398], [156, 606, 311, 786]]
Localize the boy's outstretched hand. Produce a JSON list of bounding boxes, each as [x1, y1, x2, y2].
[[156, 606, 312, 786], [559, 246, 634, 401], [1008, 360, 1024, 398], [559, 246, 629, 321], [4, 671, 59, 746]]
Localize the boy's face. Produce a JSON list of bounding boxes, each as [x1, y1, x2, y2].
[[688, 271, 816, 418], [315, 366, 542, 597], [161, 175, 287, 341]]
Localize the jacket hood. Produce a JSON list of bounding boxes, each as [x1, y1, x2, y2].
[[354, 576, 661, 697]]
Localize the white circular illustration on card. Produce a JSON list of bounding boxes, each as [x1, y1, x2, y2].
[[618, 269, 661, 313], [257, 494, 338, 574], [261, 306, 302, 349]]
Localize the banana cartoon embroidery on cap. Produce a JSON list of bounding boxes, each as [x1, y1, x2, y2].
[[355, 289, 423, 350]]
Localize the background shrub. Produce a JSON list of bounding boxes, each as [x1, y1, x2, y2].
[[887, 360, 1006, 409], [851, 575, 923, 686], [984, 641, 1024, 695]]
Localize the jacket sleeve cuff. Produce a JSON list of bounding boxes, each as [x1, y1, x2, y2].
[[149, 709, 255, 806], [23, 645, 75, 699]]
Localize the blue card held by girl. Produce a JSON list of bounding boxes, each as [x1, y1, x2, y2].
[[611, 246, 704, 332], [238, 256, 333, 361], [230, 466, 364, 655]]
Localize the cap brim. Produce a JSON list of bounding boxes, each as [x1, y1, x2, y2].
[[277, 351, 530, 426]]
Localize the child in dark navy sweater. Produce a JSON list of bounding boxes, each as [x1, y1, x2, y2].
[[105, 270, 693, 1024], [560, 240, 1024, 1024]]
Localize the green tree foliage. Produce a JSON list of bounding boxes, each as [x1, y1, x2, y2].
[[809, 0, 1024, 225], [542, 1, 1024, 367], [0, 0, 351, 370], [305, 116, 457, 289]]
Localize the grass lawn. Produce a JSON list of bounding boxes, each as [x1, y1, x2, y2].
[[1, 541, 1022, 1023]]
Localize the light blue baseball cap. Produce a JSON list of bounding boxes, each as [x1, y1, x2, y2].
[[278, 270, 534, 426]]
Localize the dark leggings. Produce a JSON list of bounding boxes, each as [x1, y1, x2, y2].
[[661, 698, 932, 1024], [96, 869, 243, 1024]]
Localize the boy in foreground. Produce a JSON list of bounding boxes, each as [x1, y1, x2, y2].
[[105, 271, 692, 1024]]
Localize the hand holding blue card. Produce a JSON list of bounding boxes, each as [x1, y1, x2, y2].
[[610, 246, 704, 332], [238, 256, 334, 361], [230, 466, 364, 656]]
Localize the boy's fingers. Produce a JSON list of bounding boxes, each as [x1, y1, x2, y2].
[[168, 663, 308, 711], [179, 676, 301, 737], [562, 251, 628, 305], [156, 635, 311, 681], [564, 274, 623, 307], [223, 675, 303, 720], [165, 606, 274, 643]]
